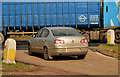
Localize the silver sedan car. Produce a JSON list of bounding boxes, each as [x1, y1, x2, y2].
[[28, 27, 88, 60]]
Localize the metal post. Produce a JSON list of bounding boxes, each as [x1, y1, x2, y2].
[[22, 31, 24, 36], [20, 0, 22, 30], [44, 0, 46, 27], [50, 1, 53, 27], [8, 0, 10, 30], [63, 0, 64, 27], [26, 0, 28, 30], [69, 0, 71, 27], [75, 0, 77, 28], [33, 2, 34, 30], [33, 28, 34, 35], [2, 0, 4, 30], [57, 0, 58, 27], [14, 0, 16, 30], [99, 0, 101, 28], [88, 0, 90, 28], [37, 1, 39, 29], [38, 1, 40, 29]]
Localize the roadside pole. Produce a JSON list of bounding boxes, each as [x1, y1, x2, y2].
[[107, 29, 115, 44], [2, 39, 16, 64]]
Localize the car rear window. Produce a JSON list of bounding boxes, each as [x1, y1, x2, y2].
[[51, 29, 82, 36]]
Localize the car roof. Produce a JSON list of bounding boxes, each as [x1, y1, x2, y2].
[[43, 27, 74, 30]]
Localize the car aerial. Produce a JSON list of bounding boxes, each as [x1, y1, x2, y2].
[[28, 27, 88, 60]]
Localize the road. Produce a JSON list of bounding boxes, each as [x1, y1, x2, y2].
[[16, 49, 118, 75], [1, 41, 118, 75]]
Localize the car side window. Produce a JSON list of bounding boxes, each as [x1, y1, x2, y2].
[[40, 29, 49, 38], [36, 30, 43, 37]]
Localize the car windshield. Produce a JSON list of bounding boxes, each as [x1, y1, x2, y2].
[[51, 29, 82, 36]]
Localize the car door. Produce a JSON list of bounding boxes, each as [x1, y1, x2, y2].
[[31, 29, 43, 52], [36, 29, 49, 53], [30, 34, 38, 50]]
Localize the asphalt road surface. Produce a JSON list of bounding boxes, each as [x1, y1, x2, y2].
[[1, 41, 118, 75], [16, 49, 118, 75]]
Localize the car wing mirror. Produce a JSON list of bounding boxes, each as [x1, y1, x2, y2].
[[31, 34, 36, 38]]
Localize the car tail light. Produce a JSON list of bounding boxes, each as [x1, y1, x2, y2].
[[80, 39, 88, 43], [54, 39, 65, 44]]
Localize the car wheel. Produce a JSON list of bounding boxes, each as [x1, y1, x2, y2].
[[77, 55, 86, 59], [28, 44, 33, 55], [43, 47, 53, 60], [43, 47, 49, 60]]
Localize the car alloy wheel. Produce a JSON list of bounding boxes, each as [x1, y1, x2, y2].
[[43, 47, 53, 60], [43, 47, 49, 60]]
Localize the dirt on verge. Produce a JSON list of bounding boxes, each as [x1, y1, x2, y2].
[[95, 44, 119, 59], [2, 65, 82, 75]]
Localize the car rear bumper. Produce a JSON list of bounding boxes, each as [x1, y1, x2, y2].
[[49, 47, 88, 56]]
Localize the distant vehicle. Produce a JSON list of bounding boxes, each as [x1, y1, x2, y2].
[[28, 27, 88, 60]]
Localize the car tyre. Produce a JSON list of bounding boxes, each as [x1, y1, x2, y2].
[[43, 47, 53, 60], [28, 44, 33, 55], [77, 55, 86, 59]]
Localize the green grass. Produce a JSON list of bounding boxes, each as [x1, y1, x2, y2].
[[97, 44, 120, 57], [2, 62, 41, 72], [97, 44, 120, 56], [10, 35, 32, 38], [98, 44, 119, 52], [10, 35, 32, 41]]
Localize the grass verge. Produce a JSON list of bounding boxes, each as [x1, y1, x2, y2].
[[97, 44, 119, 52], [96, 44, 120, 58], [2, 62, 41, 72], [10, 35, 32, 41]]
